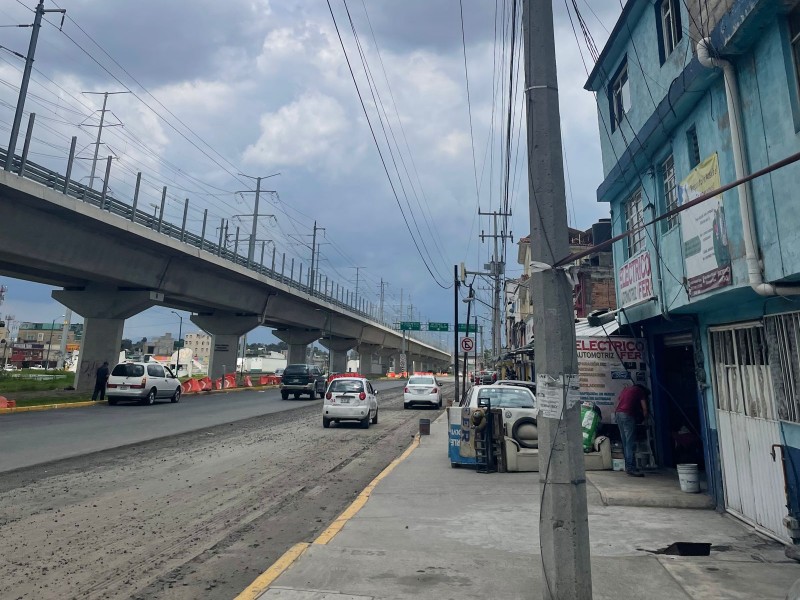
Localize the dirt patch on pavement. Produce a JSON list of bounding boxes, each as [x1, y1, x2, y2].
[[0, 385, 449, 599]]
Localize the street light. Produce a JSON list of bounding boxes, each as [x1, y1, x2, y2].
[[45, 315, 64, 372], [170, 310, 183, 375]]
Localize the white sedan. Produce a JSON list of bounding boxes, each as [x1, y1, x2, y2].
[[403, 375, 442, 409], [323, 375, 378, 428]]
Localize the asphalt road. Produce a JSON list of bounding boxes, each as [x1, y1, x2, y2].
[[0, 380, 408, 473], [0, 381, 452, 600]]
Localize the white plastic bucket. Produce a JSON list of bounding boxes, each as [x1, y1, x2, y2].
[[677, 463, 700, 493], [612, 458, 625, 472]]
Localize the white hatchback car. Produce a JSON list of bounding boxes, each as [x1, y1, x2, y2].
[[106, 361, 182, 405], [323, 375, 378, 429], [403, 375, 442, 409]]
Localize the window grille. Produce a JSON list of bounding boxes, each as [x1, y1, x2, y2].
[[764, 312, 800, 423], [624, 188, 645, 258], [662, 155, 678, 230]]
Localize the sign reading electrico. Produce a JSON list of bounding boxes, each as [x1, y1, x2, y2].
[[427, 322, 449, 332], [575, 336, 650, 424], [617, 251, 653, 306], [400, 322, 421, 331], [678, 153, 731, 297]]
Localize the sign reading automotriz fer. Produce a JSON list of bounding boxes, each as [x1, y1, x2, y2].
[[427, 322, 449, 331], [400, 321, 421, 331], [457, 323, 478, 333]]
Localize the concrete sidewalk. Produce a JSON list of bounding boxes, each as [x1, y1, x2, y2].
[[252, 414, 800, 599]]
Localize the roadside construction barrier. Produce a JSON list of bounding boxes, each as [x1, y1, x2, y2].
[[245, 376, 253, 387], [214, 378, 222, 390], [181, 380, 193, 394], [677, 463, 700, 493], [0, 397, 16, 408], [224, 374, 236, 388], [199, 377, 212, 391]]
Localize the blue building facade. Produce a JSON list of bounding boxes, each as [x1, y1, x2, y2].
[[587, 0, 800, 545]]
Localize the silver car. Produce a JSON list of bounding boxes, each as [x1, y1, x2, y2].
[[106, 361, 182, 405]]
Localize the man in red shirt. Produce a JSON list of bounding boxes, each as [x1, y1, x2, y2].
[[615, 384, 650, 477]]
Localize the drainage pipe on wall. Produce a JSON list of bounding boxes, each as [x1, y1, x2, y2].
[[697, 38, 800, 297]]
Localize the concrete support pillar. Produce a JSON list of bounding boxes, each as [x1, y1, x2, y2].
[[377, 348, 396, 376], [192, 312, 261, 380], [357, 343, 381, 377], [52, 286, 164, 392], [319, 337, 358, 374], [273, 328, 321, 366]]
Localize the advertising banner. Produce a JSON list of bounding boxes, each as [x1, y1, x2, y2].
[[576, 336, 650, 423], [678, 153, 732, 296], [617, 251, 653, 306]]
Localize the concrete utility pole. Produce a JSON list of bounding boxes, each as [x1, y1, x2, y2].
[[5, 0, 64, 171], [379, 278, 386, 323], [310, 222, 325, 292], [523, 0, 592, 598], [479, 208, 512, 358]]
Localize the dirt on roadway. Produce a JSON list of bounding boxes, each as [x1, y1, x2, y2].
[[0, 384, 450, 600]]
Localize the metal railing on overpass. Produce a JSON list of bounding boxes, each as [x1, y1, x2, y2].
[[0, 145, 448, 353]]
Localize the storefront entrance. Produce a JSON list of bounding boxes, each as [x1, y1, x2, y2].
[[656, 334, 705, 470]]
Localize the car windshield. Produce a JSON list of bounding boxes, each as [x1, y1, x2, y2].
[[283, 365, 309, 375], [408, 377, 434, 385], [111, 363, 144, 377], [329, 379, 364, 393], [473, 387, 535, 408]]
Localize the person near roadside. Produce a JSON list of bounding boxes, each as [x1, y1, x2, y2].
[[92, 361, 110, 401], [615, 383, 650, 477]]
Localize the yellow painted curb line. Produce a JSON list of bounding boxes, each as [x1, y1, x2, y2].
[[234, 433, 421, 600], [314, 433, 420, 545], [232, 542, 310, 600], [0, 385, 283, 415], [0, 400, 101, 414]]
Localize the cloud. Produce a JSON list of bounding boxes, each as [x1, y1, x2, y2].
[[243, 92, 350, 168]]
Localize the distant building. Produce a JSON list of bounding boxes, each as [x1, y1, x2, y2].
[[185, 331, 212, 366], [148, 332, 175, 357], [15, 322, 83, 367]]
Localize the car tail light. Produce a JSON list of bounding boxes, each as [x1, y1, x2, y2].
[[404, 387, 409, 393], [130, 377, 146, 389], [359, 392, 366, 400], [431, 387, 438, 394], [107, 383, 117, 389], [326, 392, 332, 400]]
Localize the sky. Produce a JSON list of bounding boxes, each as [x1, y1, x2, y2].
[[0, 0, 622, 348]]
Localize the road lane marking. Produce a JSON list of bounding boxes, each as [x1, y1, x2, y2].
[[234, 432, 421, 598], [233, 542, 310, 600]]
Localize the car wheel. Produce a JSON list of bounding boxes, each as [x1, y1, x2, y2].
[[171, 388, 181, 403], [142, 388, 156, 406], [318, 389, 325, 399], [281, 391, 289, 400], [403, 403, 410, 410], [361, 415, 370, 429], [108, 398, 118, 406], [371, 408, 378, 425], [323, 417, 331, 428], [438, 398, 443, 408]]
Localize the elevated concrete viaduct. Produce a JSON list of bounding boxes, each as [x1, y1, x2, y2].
[[0, 169, 450, 391]]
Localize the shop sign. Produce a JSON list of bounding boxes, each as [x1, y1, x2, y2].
[[618, 251, 653, 306]]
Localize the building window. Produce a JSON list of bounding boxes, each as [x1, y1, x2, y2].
[[624, 188, 645, 258], [659, 0, 682, 58], [686, 126, 700, 168], [661, 155, 679, 231], [709, 324, 775, 420], [610, 59, 630, 131]]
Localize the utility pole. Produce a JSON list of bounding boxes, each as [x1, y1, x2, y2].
[[235, 172, 279, 268], [379, 279, 386, 323], [523, 1, 592, 598], [453, 266, 459, 403], [5, 0, 65, 171], [83, 91, 128, 189], [310, 222, 326, 292], [56, 309, 72, 370], [479, 208, 513, 359], [350, 266, 364, 306]]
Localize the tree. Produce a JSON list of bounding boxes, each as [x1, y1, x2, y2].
[[120, 339, 133, 352]]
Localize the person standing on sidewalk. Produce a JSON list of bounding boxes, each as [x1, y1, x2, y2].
[[92, 361, 110, 401], [615, 384, 650, 477]]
